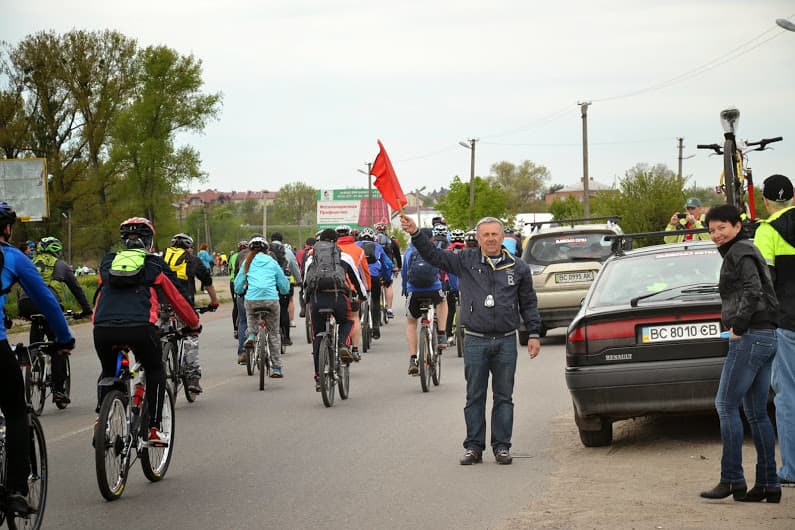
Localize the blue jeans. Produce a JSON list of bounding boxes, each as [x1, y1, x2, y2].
[[772, 327, 795, 482], [236, 295, 247, 354], [715, 329, 778, 486], [463, 334, 517, 453]]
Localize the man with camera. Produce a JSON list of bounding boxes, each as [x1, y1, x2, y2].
[[664, 197, 711, 243]]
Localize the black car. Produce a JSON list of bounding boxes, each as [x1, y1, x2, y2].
[[565, 238, 729, 447]]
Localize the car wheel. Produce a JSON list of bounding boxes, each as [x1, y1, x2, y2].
[[578, 419, 613, 447]]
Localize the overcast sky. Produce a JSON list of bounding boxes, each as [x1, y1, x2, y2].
[[2, 1, 794, 197]]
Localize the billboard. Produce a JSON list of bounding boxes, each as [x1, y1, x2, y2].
[[0, 158, 48, 221], [316, 188, 390, 229]]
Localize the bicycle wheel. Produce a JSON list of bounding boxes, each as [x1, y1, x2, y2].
[[182, 366, 196, 404], [318, 334, 335, 407], [161, 340, 179, 395], [361, 301, 370, 353], [723, 139, 739, 209], [94, 389, 130, 501], [338, 356, 350, 400], [13, 414, 48, 530], [25, 354, 46, 417], [141, 385, 175, 482], [418, 326, 431, 392], [432, 344, 442, 387], [54, 355, 71, 410], [245, 343, 254, 376], [258, 333, 266, 391], [305, 312, 312, 344]]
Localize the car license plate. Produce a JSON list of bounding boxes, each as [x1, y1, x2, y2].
[[554, 271, 594, 284], [641, 321, 722, 343]]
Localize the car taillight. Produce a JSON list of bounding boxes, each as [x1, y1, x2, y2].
[[567, 324, 588, 355], [530, 264, 546, 275]]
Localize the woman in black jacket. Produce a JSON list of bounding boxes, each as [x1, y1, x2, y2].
[[700, 204, 781, 503]]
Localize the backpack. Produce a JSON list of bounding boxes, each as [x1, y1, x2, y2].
[[163, 246, 189, 281], [406, 249, 438, 288], [305, 240, 348, 294], [269, 243, 290, 276], [33, 252, 66, 302], [376, 233, 393, 260], [361, 241, 377, 264], [108, 249, 147, 287]]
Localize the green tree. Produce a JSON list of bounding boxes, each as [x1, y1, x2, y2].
[[110, 45, 221, 229], [489, 160, 550, 214], [549, 196, 584, 220], [590, 163, 686, 246], [436, 176, 507, 229], [270, 182, 318, 238], [0, 89, 29, 158]]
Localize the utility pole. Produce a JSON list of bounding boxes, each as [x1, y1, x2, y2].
[[358, 162, 374, 225], [203, 207, 212, 251], [677, 137, 684, 179], [459, 138, 478, 227], [579, 102, 591, 218], [261, 194, 268, 238]]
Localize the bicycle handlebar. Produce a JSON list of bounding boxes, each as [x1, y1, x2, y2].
[[745, 136, 783, 150], [696, 143, 723, 154]]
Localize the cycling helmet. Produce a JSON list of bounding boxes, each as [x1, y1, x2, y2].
[[237, 240, 249, 250], [335, 225, 351, 236], [432, 223, 448, 237], [450, 229, 465, 242], [360, 227, 376, 240], [351, 228, 360, 240], [464, 230, 478, 248], [39, 236, 63, 255], [119, 217, 155, 250], [248, 236, 269, 251], [170, 232, 194, 249], [375, 222, 387, 232], [0, 202, 17, 227]]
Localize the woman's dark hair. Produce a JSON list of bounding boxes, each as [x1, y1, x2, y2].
[[704, 204, 741, 226]]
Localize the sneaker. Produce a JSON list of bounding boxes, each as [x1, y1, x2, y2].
[[314, 373, 321, 392], [437, 335, 449, 348], [244, 334, 256, 348], [187, 379, 203, 394], [299, 309, 306, 318], [351, 348, 361, 362], [53, 391, 71, 405], [238, 352, 248, 365], [148, 427, 170, 447], [386, 309, 394, 319], [282, 336, 293, 346], [408, 356, 419, 375], [338, 346, 353, 363], [372, 329, 380, 340], [460, 449, 482, 465], [233, 329, 238, 340], [290, 320, 296, 328], [270, 367, 283, 378], [6, 492, 37, 515], [494, 448, 513, 465]]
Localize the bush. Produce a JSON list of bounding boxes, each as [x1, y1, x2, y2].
[[3, 275, 99, 320]]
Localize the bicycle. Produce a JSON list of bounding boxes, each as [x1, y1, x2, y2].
[[359, 297, 371, 353], [453, 296, 465, 358], [697, 107, 782, 219], [379, 285, 389, 327], [416, 299, 443, 392], [160, 305, 211, 403], [317, 308, 350, 407], [22, 312, 82, 416], [0, 343, 50, 530], [242, 309, 276, 391], [94, 346, 175, 501]]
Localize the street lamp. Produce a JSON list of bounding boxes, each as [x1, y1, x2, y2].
[[357, 161, 374, 225], [61, 211, 72, 264], [776, 18, 795, 32], [458, 138, 478, 227]]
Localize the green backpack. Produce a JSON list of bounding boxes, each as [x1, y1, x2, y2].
[[109, 249, 147, 287]]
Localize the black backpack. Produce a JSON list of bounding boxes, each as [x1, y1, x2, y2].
[[361, 241, 377, 264], [269, 243, 291, 276], [406, 249, 438, 288], [305, 241, 348, 294]]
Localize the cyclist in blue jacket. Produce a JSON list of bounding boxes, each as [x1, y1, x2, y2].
[[356, 227, 393, 340], [0, 202, 74, 515]]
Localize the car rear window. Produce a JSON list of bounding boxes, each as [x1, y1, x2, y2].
[[589, 248, 722, 307], [525, 232, 614, 264]]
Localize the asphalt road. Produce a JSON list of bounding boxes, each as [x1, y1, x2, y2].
[[11, 298, 573, 530]]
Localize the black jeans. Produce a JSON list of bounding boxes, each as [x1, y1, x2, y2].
[[0, 340, 30, 494], [309, 292, 353, 374], [93, 325, 166, 428], [370, 279, 382, 335]]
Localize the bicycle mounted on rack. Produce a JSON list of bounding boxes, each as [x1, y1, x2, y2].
[[697, 107, 782, 220]]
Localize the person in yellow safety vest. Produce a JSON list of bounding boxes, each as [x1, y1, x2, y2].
[[664, 197, 711, 243]]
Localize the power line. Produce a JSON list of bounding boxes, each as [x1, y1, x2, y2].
[[481, 137, 672, 147]]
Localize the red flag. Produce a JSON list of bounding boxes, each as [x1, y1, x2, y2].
[[370, 140, 407, 212]]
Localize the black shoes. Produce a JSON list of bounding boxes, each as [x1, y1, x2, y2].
[[700, 480, 747, 500], [737, 485, 782, 503], [53, 391, 71, 405], [372, 329, 380, 340], [408, 356, 419, 375], [460, 449, 482, 465], [780, 476, 795, 488], [494, 448, 513, 465], [6, 492, 37, 515]]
